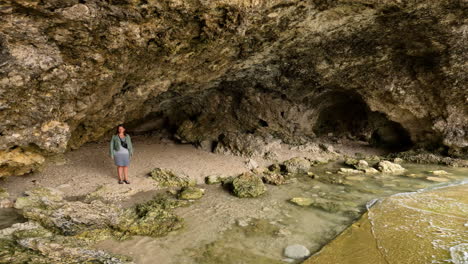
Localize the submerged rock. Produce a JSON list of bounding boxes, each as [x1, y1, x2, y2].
[[289, 197, 314, 207], [429, 170, 450, 176], [377, 161, 406, 174], [282, 157, 311, 174], [149, 168, 196, 188], [284, 244, 310, 259], [232, 172, 266, 198], [178, 187, 205, 200], [425, 176, 450, 183]]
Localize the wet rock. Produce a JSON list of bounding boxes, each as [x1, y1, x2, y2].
[[262, 171, 287, 185], [0, 221, 133, 264], [13, 187, 186, 241], [429, 170, 450, 176], [355, 160, 369, 170], [149, 168, 196, 188], [232, 172, 266, 198], [284, 244, 310, 259], [363, 167, 379, 174], [178, 187, 205, 200], [377, 161, 406, 174], [344, 158, 359, 167], [14, 187, 64, 210], [338, 168, 363, 174], [289, 197, 314, 207], [205, 175, 222, 185], [425, 176, 450, 182], [393, 158, 404, 163], [282, 157, 311, 174]]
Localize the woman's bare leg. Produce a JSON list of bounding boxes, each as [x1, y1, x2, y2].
[[123, 166, 129, 181], [117, 166, 124, 181]]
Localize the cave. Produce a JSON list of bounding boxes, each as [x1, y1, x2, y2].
[[0, 1, 467, 263]]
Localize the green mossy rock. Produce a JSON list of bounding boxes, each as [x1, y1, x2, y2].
[[178, 187, 205, 200], [149, 168, 196, 188], [232, 172, 266, 198]]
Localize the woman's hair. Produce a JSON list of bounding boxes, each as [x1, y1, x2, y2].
[[115, 124, 127, 135]]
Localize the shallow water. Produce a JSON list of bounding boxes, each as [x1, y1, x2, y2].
[[0, 208, 26, 229], [92, 162, 467, 263]]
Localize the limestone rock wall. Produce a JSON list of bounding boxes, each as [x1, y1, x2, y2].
[[0, 0, 466, 176]]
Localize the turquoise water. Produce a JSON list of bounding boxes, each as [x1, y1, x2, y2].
[[94, 161, 468, 264]]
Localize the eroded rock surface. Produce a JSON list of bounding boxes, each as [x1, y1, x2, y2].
[[1, 0, 467, 176]]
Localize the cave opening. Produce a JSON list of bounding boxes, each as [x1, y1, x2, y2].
[[313, 91, 413, 151]]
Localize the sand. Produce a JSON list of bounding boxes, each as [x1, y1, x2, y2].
[[0, 134, 387, 199]]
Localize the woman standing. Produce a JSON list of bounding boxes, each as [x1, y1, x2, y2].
[[109, 124, 134, 184]]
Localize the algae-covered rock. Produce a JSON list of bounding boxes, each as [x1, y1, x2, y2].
[[262, 171, 287, 185], [149, 168, 196, 188], [13, 187, 186, 240], [377, 161, 407, 174], [282, 157, 311, 174], [14, 187, 64, 210], [232, 172, 266, 198], [178, 187, 205, 200], [205, 175, 222, 184], [344, 158, 359, 167], [0, 221, 133, 264], [289, 197, 314, 207]]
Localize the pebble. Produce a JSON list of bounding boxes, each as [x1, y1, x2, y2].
[[284, 244, 310, 259]]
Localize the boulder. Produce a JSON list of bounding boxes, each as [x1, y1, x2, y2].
[[282, 157, 311, 174], [262, 171, 287, 185], [377, 161, 406, 174], [232, 172, 266, 198]]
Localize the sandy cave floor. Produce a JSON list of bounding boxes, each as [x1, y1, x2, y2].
[[0, 135, 388, 199]]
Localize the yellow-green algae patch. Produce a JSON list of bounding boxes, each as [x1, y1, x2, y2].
[[305, 183, 468, 264]]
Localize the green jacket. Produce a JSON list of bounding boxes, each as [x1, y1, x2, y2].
[[109, 134, 133, 158]]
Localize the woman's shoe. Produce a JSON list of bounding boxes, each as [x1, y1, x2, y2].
[[118, 180, 124, 184], [123, 180, 130, 184]]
